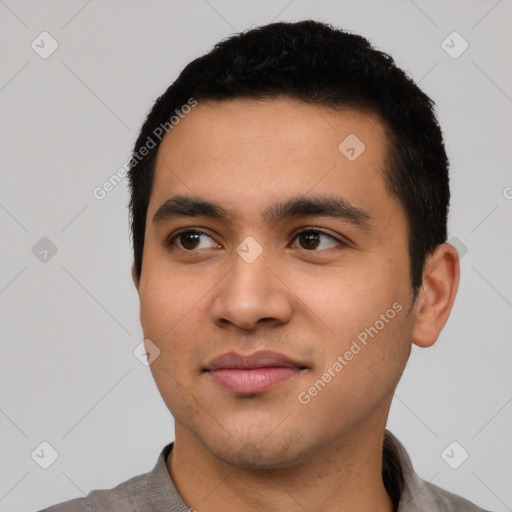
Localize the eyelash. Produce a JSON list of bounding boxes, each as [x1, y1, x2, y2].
[[165, 228, 345, 252]]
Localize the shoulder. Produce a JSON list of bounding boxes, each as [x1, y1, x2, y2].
[[36, 471, 149, 512], [383, 431, 494, 512], [413, 480, 494, 512], [35, 443, 183, 512], [37, 497, 92, 512]]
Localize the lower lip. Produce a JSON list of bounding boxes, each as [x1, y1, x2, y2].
[[207, 367, 301, 394]]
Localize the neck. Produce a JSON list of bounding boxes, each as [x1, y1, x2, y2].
[[167, 424, 394, 512]]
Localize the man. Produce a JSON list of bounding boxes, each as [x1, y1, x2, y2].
[[40, 20, 491, 512]]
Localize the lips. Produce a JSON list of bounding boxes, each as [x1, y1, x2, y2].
[[204, 350, 306, 394]]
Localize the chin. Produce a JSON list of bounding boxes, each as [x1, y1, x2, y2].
[[214, 443, 302, 470], [194, 426, 312, 470]]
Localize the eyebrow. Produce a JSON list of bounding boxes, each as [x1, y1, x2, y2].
[[152, 194, 373, 232]]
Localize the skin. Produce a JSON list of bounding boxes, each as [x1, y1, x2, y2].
[[131, 96, 460, 511]]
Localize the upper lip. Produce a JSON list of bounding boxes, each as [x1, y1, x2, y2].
[[205, 350, 306, 371]]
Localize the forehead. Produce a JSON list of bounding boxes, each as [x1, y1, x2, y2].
[[149, 97, 400, 228]]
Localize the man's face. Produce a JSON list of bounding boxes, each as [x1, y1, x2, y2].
[[134, 97, 417, 468]]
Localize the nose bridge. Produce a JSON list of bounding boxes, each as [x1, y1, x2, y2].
[[211, 242, 292, 330]]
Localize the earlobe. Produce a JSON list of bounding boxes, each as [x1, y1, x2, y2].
[[411, 243, 460, 348], [131, 262, 140, 293]]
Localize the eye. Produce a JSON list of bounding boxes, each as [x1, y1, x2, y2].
[[290, 229, 343, 251], [166, 229, 220, 251]]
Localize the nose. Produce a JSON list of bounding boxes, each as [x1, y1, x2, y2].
[[211, 250, 293, 332]]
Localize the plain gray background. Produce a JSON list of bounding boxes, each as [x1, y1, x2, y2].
[[1, 1, 511, 510]]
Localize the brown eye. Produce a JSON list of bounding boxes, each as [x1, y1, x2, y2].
[[167, 230, 219, 251], [178, 232, 202, 250], [292, 229, 341, 251]]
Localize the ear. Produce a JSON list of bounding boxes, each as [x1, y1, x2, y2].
[[411, 243, 460, 348], [131, 262, 140, 293]]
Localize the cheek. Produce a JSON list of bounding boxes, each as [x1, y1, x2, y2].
[[297, 301, 412, 434], [292, 260, 407, 342], [138, 274, 206, 386], [297, 257, 413, 397], [139, 273, 205, 409], [139, 263, 203, 337]]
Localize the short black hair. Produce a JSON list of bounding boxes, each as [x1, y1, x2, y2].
[[128, 20, 449, 295]]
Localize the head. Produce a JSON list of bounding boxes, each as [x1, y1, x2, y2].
[[128, 21, 459, 468]]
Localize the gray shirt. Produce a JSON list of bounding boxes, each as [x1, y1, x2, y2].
[[38, 430, 491, 512]]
